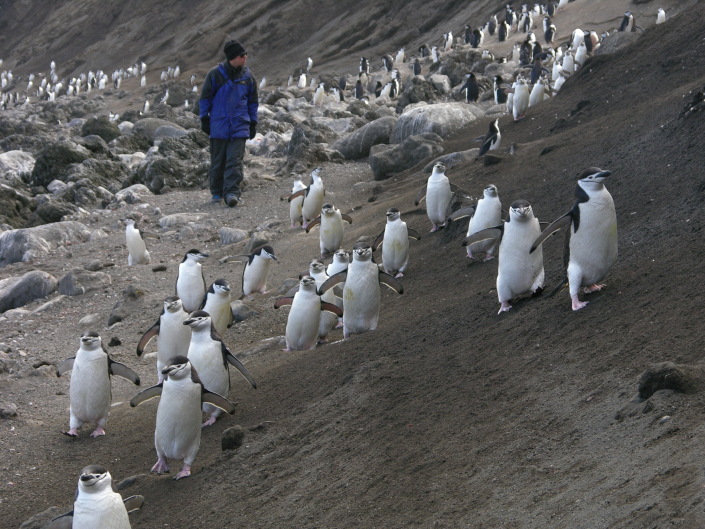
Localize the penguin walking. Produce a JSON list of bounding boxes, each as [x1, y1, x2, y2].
[[200, 279, 233, 337], [137, 296, 191, 382], [478, 119, 502, 156], [464, 200, 544, 313], [183, 311, 257, 426], [274, 276, 343, 351], [327, 248, 350, 277], [57, 332, 140, 437], [308, 259, 343, 342], [319, 243, 403, 338], [287, 167, 325, 229], [449, 184, 502, 260], [656, 8, 666, 24], [124, 219, 151, 265], [460, 73, 479, 103], [415, 163, 456, 232], [512, 77, 530, 121], [175, 249, 208, 313], [280, 174, 307, 228], [619, 11, 637, 32], [44, 465, 144, 529], [305, 203, 353, 257], [130, 356, 237, 479], [529, 75, 550, 107], [371, 208, 421, 278], [232, 245, 278, 300], [494, 76, 508, 106], [530, 167, 617, 311]]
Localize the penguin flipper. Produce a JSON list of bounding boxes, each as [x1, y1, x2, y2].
[[414, 185, 427, 206], [56, 357, 75, 377], [448, 205, 476, 223], [318, 270, 347, 295], [305, 217, 321, 232], [108, 359, 141, 385], [379, 271, 404, 294], [202, 390, 237, 414], [123, 495, 145, 514], [136, 322, 160, 356], [530, 214, 571, 253], [479, 136, 493, 156], [462, 226, 503, 247], [320, 301, 344, 317], [371, 230, 385, 251], [130, 383, 163, 407], [224, 348, 257, 389], [274, 297, 294, 308], [287, 189, 306, 202], [341, 214, 353, 224], [44, 511, 73, 529], [279, 192, 292, 201], [407, 228, 422, 240]]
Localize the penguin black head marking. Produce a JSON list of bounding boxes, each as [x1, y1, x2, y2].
[[79, 465, 109, 486], [211, 278, 231, 293], [183, 249, 208, 262], [578, 167, 611, 183], [162, 355, 191, 378], [484, 184, 498, 196], [253, 245, 277, 261], [509, 200, 533, 220], [386, 207, 401, 219]]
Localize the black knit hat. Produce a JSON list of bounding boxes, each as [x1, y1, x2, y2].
[[224, 40, 246, 60]]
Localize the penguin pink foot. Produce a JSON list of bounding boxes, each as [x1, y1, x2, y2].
[[202, 416, 217, 427], [394, 272, 404, 278], [151, 457, 170, 474], [64, 428, 78, 437], [90, 427, 106, 438], [174, 465, 191, 480], [583, 284, 606, 294], [498, 301, 512, 314], [571, 296, 589, 311], [483, 254, 495, 262]]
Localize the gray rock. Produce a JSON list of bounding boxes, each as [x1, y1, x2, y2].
[[369, 132, 444, 180], [221, 425, 245, 451], [31, 295, 67, 314], [78, 313, 102, 327], [220, 227, 248, 246], [19, 506, 65, 529], [58, 268, 112, 296], [248, 232, 275, 253], [159, 213, 209, 228], [81, 115, 121, 143], [0, 221, 91, 267], [133, 134, 209, 193], [47, 180, 68, 194], [0, 183, 33, 228], [0, 271, 58, 312], [132, 117, 185, 142], [108, 285, 146, 326], [29, 139, 92, 188], [422, 149, 480, 172], [332, 116, 398, 160], [115, 183, 152, 204], [118, 121, 135, 134], [597, 32, 640, 55], [428, 74, 452, 94], [391, 102, 483, 144], [0, 150, 35, 183], [0, 402, 18, 418], [154, 125, 190, 142], [231, 300, 258, 322]]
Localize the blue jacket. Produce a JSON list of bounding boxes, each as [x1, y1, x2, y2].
[[199, 62, 258, 140]]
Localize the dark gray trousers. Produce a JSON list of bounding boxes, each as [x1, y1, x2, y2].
[[209, 137, 246, 198]]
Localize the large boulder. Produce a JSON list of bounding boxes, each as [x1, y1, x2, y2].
[[395, 77, 440, 113], [80, 116, 121, 143], [29, 140, 92, 188], [0, 183, 33, 228], [0, 150, 35, 183], [391, 102, 483, 144], [0, 221, 92, 267], [368, 132, 444, 180], [58, 268, 112, 296], [133, 134, 210, 193], [0, 271, 58, 312], [332, 116, 398, 160], [132, 118, 186, 143]]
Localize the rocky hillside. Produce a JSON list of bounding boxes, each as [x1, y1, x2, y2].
[[2, 0, 705, 528]]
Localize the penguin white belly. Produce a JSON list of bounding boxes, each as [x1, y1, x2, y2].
[[177, 265, 205, 313], [569, 196, 618, 286], [467, 199, 502, 255], [513, 87, 529, 120], [203, 298, 231, 337], [289, 195, 304, 226], [318, 289, 341, 339], [343, 262, 381, 334], [497, 220, 544, 302], [187, 337, 229, 399], [73, 493, 130, 529], [286, 292, 321, 350], [70, 356, 111, 424], [126, 230, 150, 265], [302, 186, 324, 222], [243, 258, 270, 295], [382, 222, 410, 274], [157, 315, 191, 373], [426, 180, 451, 226], [155, 381, 202, 462], [320, 219, 344, 255]]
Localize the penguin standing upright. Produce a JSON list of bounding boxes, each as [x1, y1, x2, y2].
[[327, 249, 350, 277], [57, 332, 140, 437], [478, 119, 502, 156], [124, 219, 151, 265], [175, 249, 208, 313], [307, 259, 342, 342], [530, 167, 617, 311], [183, 311, 256, 426], [450, 184, 502, 260], [464, 200, 544, 313], [287, 167, 325, 229], [494, 75, 508, 105], [130, 356, 238, 479], [460, 73, 479, 103], [319, 243, 403, 338], [512, 77, 530, 121], [372, 208, 421, 278], [236, 245, 278, 300], [305, 203, 353, 257], [415, 163, 454, 232], [280, 175, 307, 228], [137, 296, 191, 382], [200, 279, 233, 337], [44, 465, 144, 529], [274, 276, 343, 351]]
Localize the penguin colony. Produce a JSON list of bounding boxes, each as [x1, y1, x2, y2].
[[25, 0, 660, 525]]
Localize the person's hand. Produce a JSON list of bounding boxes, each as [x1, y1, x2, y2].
[[249, 121, 257, 140], [201, 117, 210, 135]]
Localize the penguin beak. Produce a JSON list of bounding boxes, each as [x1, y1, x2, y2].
[[596, 170, 611, 178], [183, 318, 195, 326]]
